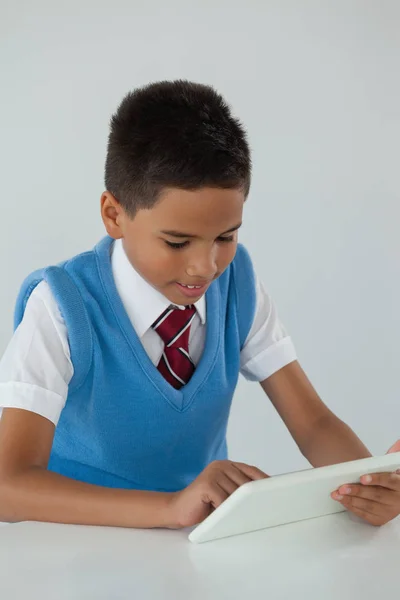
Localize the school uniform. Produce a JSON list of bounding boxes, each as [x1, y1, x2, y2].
[[0, 238, 296, 491]]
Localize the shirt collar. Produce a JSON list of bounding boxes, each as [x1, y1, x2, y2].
[[111, 239, 206, 339]]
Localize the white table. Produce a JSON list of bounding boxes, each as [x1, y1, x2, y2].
[[0, 514, 399, 599]]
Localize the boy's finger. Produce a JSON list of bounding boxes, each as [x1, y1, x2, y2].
[[208, 483, 229, 509], [226, 464, 254, 487], [340, 494, 390, 517], [359, 471, 400, 491], [387, 440, 400, 454], [343, 503, 385, 526], [334, 483, 396, 506], [216, 472, 241, 496], [233, 462, 269, 481]]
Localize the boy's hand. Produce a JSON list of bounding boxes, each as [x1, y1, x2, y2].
[[167, 460, 268, 529], [331, 440, 400, 526]]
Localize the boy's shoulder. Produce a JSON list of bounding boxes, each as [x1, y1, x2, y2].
[[14, 242, 101, 392]]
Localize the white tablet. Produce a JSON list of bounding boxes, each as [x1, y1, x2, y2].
[[188, 452, 400, 543]]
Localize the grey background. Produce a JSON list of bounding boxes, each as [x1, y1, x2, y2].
[[1, 0, 399, 474]]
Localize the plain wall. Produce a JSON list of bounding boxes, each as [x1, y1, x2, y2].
[[1, 0, 399, 475]]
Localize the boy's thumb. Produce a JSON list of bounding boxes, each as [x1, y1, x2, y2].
[[386, 439, 400, 454]]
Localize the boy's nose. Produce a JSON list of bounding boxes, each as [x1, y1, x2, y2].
[[186, 253, 217, 281]]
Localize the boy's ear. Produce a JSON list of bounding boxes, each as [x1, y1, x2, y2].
[[100, 192, 125, 239]]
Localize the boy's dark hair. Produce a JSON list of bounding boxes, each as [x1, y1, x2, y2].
[[104, 80, 251, 216]]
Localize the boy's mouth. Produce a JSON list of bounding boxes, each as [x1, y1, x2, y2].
[[175, 281, 209, 298]]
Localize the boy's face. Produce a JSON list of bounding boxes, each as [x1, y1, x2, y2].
[[102, 187, 245, 305]]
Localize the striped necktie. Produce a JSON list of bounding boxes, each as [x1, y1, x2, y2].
[[151, 305, 197, 389]]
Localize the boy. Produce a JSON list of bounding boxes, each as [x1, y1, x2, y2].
[[0, 81, 399, 529]]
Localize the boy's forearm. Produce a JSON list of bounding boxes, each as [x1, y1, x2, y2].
[[299, 415, 372, 468], [0, 467, 174, 528]]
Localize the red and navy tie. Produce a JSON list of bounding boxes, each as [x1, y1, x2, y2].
[[152, 306, 197, 389]]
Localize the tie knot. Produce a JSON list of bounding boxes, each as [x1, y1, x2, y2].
[[152, 305, 196, 347]]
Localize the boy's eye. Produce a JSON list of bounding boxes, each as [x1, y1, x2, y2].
[[217, 235, 235, 243], [165, 241, 189, 249], [164, 235, 235, 250]]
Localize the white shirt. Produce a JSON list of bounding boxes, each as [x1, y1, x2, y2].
[[0, 240, 296, 425]]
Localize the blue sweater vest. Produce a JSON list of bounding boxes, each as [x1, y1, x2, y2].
[[14, 237, 256, 492]]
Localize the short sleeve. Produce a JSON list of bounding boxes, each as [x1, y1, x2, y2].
[[240, 274, 297, 382], [0, 281, 73, 425]]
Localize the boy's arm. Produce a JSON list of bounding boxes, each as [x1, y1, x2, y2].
[[0, 408, 172, 527], [260, 361, 372, 466], [0, 408, 268, 529]]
